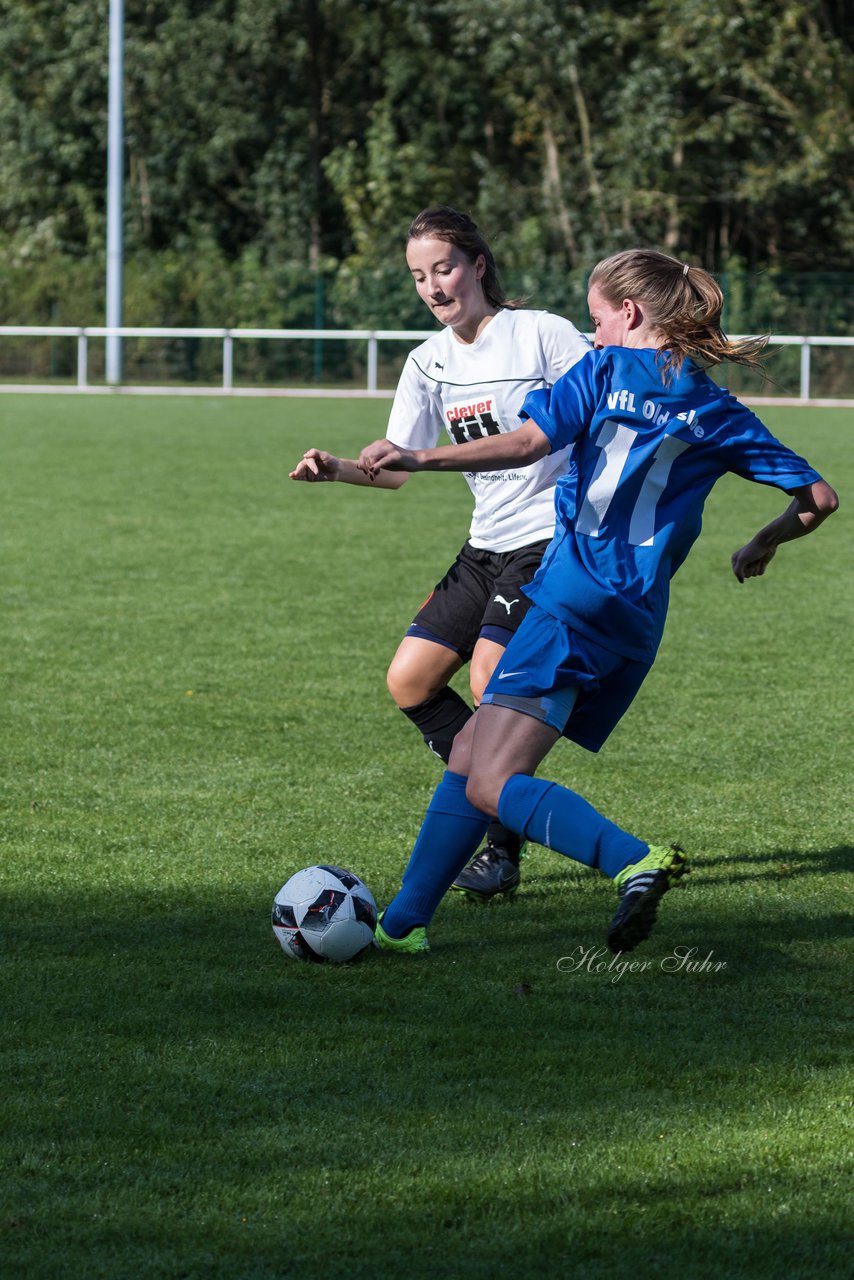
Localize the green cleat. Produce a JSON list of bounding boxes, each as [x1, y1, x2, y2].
[[607, 844, 689, 954], [375, 911, 430, 954]]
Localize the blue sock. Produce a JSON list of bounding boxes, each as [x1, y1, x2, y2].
[[381, 771, 490, 938], [497, 773, 647, 879]]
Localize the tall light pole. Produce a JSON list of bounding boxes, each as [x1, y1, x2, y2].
[[106, 0, 124, 384]]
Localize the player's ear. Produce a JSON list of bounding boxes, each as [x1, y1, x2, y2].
[[474, 253, 486, 281], [622, 298, 642, 330]]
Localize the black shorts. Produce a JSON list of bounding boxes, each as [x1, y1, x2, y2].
[[406, 538, 551, 661]]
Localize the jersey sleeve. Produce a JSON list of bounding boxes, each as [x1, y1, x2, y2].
[[718, 400, 823, 490], [536, 312, 592, 380], [520, 348, 602, 453], [385, 352, 444, 450]]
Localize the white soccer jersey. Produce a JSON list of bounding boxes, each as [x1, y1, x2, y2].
[[385, 309, 591, 552]]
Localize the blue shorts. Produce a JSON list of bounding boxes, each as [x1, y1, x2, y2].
[[480, 604, 652, 753]]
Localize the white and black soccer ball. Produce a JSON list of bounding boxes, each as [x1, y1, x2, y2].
[[272, 864, 378, 964]]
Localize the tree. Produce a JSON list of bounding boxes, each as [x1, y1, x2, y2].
[[0, 0, 850, 329]]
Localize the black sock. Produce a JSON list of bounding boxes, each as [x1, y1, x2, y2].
[[400, 688, 474, 764], [485, 820, 523, 863]]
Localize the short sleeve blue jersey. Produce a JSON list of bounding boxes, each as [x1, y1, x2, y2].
[[520, 347, 822, 662]]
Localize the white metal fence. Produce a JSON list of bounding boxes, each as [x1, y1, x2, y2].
[[0, 325, 852, 401]]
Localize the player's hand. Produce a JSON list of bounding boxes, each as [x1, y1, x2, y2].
[[289, 449, 340, 482], [355, 440, 419, 481], [357, 438, 420, 479], [731, 537, 777, 582]]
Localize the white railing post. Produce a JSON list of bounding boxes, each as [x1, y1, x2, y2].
[[77, 331, 88, 388], [223, 332, 233, 391], [367, 334, 378, 393], [800, 340, 811, 401]]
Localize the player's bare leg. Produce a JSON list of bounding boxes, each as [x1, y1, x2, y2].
[[451, 702, 560, 817], [386, 635, 464, 709], [460, 704, 688, 953]]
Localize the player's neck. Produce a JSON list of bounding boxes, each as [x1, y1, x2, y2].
[[625, 325, 665, 349], [451, 306, 500, 346]]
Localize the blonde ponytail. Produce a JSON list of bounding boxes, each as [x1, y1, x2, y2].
[[589, 250, 768, 379]]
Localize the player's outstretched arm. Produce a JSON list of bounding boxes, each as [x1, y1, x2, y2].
[[357, 421, 551, 479], [731, 479, 839, 582], [289, 447, 407, 489]]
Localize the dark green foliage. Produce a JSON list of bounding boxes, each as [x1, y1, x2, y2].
[[1, 1, 852, 332]]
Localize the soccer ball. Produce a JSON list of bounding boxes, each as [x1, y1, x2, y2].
[[272, 864, 378, 964]]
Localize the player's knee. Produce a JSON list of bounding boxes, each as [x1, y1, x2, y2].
[[386, 659, 428, 709], [447, 728, 471, 776], [468, 668, 488, 706], [385, 662, 406, 707], [469, 639, 505, 706], [469, 651, 491, 704], [465, 770, 500, 818]]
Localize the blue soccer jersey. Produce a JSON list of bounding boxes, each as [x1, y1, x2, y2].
[[520, 347, 822, 662]]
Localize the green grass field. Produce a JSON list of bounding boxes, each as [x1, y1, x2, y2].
[[1, 393, 851, 1279]]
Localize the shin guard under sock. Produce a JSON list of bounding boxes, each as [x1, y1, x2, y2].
[[381, 771, 490, 937], [400, 688, 473, 764], [497, 773, 647, 879]]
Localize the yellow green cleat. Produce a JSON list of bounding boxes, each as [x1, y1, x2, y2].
[[375, 911, 430, 954], [607, 844, 689, 954]]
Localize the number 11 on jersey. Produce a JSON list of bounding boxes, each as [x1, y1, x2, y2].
[[576, 421, 690, 546]]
